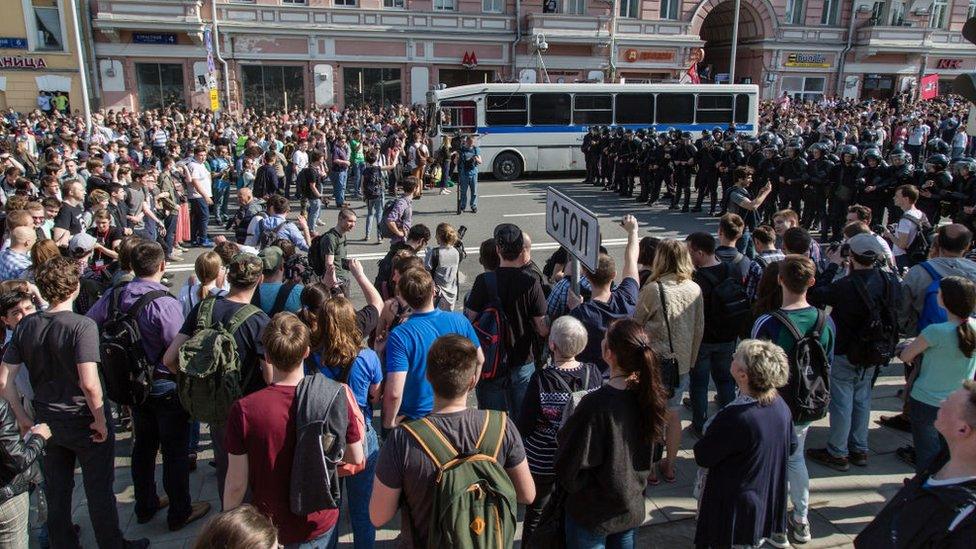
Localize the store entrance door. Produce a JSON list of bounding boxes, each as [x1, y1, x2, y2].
[[438, 69, 494, 88], [861, 74, 896, 100]]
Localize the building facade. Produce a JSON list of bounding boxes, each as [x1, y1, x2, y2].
[[0, 0, 86, 113], [88, 0, 976, 111]]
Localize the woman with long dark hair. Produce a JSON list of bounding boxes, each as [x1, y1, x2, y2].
[[554, 318, 666, 548]]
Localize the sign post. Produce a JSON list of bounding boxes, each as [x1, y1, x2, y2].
[[546, 187, 601, 295], [203, 27, 219, 113]]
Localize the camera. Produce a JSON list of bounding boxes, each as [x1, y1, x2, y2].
[[341, 258, 351, 270]]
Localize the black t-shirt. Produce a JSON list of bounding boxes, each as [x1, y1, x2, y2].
[[89, 226, 124, 263], [180, 298, 271, 395], [356, 304, 379, 338], [466, 267, 547, 367], [2, 311, 101, 420], [54, 202, 84, 234], [693, 263, 735, 344]]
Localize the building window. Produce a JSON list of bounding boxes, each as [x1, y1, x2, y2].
[[27, 0, 65, 52], [433, 0, 456, 10], [619, 0, 639, 18], [483, 0, 503, 12], [334, 0, 356, 7], [930, 0, 948, 28], [660, 0, 680, 20], [820, 0, 839, 25], [785, 0, 805, 25], [384, 0, 405, 7], [241, 65, 305, 111], [888, 1, 906, 25], [136, 63, 186, 110], [343, 68, 401, 107], [281, 0, 307, 4], [781, 76, 825, 102]]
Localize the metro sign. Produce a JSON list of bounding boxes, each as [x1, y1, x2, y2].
[[461, 51, 478, 69]]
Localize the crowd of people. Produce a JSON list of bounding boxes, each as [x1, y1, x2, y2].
[[0, 93, 972, 549]]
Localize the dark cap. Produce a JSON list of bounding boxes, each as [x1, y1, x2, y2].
[[493, 223, 524, 251], [259, 246, 284, 273]]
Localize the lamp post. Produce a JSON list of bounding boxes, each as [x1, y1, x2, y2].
[[728, 0, 741, 84], [70, 0, 92, 133]]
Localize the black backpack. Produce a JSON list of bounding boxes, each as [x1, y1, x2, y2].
[[700, 263, 753, 341], [901, 213, 934, 267], [362, 166, 384, 200], [308, 233, 327, 277], [847, 272, 899, 368], [258, 219, 289, 250], [99, 287, 171, 406], [770, 309, 831, 423]]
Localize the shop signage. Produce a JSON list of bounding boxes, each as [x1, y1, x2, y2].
[[132, 32, 177, 45], [785, 52, 831, 68], [936, 58, 963, 69], [210, 89, 220, 111], [0, 38, 28, 49], [0, 56, 47, 69], [462, 51, 478, 69], [623, 49, 675, 63]]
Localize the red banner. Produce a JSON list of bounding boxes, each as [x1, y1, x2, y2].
[[686, 63, 700, 84], [920, 74, 939, 100]]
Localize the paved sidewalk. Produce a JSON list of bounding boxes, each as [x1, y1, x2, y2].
[[61, 365, 914, 548]]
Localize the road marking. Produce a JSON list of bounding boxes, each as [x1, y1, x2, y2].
[[502, 212, 546, 217], [479, 193, 538, 198]]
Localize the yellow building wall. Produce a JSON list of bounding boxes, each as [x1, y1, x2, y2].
[[0, 0, 83, 113]]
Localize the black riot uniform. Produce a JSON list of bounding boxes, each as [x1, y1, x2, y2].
[[649, 133, 673, 204], [581, 127, 601, 185], [878, 149, 915, 222], [670, 133, 697, 211], [801, 143, 834, 240], [918, 154, 952, 225], [615, 131, 641, 197], [856, 149, 890, 224], [717, 140, 745, 214], [757, 146, 782, 224], [827, 145, 863, 241], [778, 140, 808, 216], [693, 135, 721, 214]]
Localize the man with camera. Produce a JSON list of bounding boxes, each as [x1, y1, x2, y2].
[[321, 207, 357, 295]]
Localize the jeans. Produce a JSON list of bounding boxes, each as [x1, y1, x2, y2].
[[365, 198, 383, 240], [307, 198, 322, 232], [131, 380, 192, 526], [163, 213, 179, 255], [787, 424, 810, 523], [564, 512, 635, 549], [349, 161, 365, 198], [826, 354, 875, 458], [522, 474, 555, 544], [190, 197, 210, 243], [690, 341, 737, 430], [475, 361, 535, 424], [42, 411, 125, 549], [188, 421, 201, 453], [459, 170, 478, 210], [0, 492, 29, 549], [213, 181, 231, 220], [331, 170, 348, 206], [285, 523, 338, 549], [340, 427, 379, 549], [909, 397, 945, 474], [210, 422, 229, 509]]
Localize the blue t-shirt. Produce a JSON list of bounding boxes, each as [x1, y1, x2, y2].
[[912, 319, 976, 407], [308, 347, 383, 421], [570, 277, 639, 372], [385, 309, 481, 419], [256, 282, 304, 315]]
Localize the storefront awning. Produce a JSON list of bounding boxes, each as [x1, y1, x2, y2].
[[35, 74, 71, 92]]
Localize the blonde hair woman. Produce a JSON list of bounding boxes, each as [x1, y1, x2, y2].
[[633, 238, 704, 484], [178, 251, 225, 317]]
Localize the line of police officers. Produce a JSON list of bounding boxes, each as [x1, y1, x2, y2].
[[581, 125, 976, 240]]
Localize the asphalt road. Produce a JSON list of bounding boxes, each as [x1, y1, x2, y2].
[[168, 175, 720, 302]]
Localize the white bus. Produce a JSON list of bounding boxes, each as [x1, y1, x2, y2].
[[426, 82, 759, 181]]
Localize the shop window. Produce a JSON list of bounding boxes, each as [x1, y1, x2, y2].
[[434, 0, 456, 10], [820, 0, 839, 25], [242, 65, 306, 112], [483, 0, 504, 12], [343, 68, 400, 107], [930, 0, 948, 29], [970, 0, 976, 19], [619, 0, 639, 18], [385, 0, 405, 6], [27, 0, 64, 52], [573, 94, 612, 125], [782, 76, 826, 102], [136, 63, 186, 110], [660, 0, 680, 20], [785, 0, 805, 25], [530, 94, 571, 126], [695, 94, 734, 124], [485, 94, 527, 126], [735, 94, 750, 124], [656, 94, 694, 124], [614, 94, 654, 124]]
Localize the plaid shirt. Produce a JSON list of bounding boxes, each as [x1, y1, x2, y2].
[[0, 248, 31, 281], [547, 276, 594, 320], [745, 249, 785, 301]]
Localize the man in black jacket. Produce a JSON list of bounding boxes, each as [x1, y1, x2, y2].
[[855, 381, 976, 548]]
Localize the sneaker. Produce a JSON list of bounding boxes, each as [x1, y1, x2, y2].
[[136, 495, 169, 524], [471, 207, 478, 214], [439, 188, 451, 195], [789, 515, 812, 544], [806, 448, 850, 472], [849, 451, 868, 467], [767, 532, 791, 548], [199, 238, 215, 247], [169, 501, 212, 531]]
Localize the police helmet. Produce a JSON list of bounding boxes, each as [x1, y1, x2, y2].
[[888, 148, 909, 165], [953, 157, 976, 176], [681, 131, 693, 140], [927, 138, 951, 156], [840, 144, 859, 158], [925, 154, 950, 171], [862, 148, 883, 163]]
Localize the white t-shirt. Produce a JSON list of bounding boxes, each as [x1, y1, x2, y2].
[[908, 125, 930, 146], [893, 207, 927, 257], [187, 160, 212, 200], [292, 149, 309, 171]]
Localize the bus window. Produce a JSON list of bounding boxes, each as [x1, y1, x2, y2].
[[485, 94, 528, 126], [614, 94, 654, 125], [573, 94, 613, 125], [695, 94, 733, 124], [735, 94, 750, 124], [530, 93, 572, 125], [655, 94, 694, 124], [440, 100, 477, 134]]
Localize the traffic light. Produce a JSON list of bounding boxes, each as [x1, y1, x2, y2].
[[953, 17, 976, 101]]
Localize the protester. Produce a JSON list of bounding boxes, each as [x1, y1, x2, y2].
[[193, 505, 278, 549]]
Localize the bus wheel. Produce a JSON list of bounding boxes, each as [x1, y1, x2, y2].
[[492, 152, 523, 181]]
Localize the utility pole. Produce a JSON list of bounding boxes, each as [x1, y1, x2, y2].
[[70, 0, 92, 133], [728, 0, 741, 84]]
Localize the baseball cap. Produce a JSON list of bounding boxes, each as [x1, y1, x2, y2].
[[847, 233, 887, 259], [68, 233, 96, 256], [493, 223, 524, 252], [227, 253, 263, 287], [259, 246, 284, 273]]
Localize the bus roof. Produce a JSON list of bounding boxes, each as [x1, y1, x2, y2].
[[427, 82, 760, 102]]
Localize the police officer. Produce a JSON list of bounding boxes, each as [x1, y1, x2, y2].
[[616, 129, 641, 197], [671, 131, 697, 211], [778, 138, 808, 215], [582, 126, 600, 185], [918, 153, 952, 225], [650, 132, 673, 204], [693, 134, 721, 214], [757, 144, 781, 224], [953, 158, 976, 232], [857, 148, 889, 224], [880, 148, 915, 222], [802, 142, 834, 240], [717, 137, 744, 215], [828, 144, 862, 240]]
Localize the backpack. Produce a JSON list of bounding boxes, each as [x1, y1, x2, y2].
[[901, 213, 934, 267], [918, 262, 948, 332], [362, 165, 384, 200], [545, 367, 595, 430], [378, 199, 399, 239], [308, 233, 327, 277], [99, 287, 171, 406], [235, 203, 265, 244], [251, 283, 296, 316], [847, 272, 899, 368], [400, 410, 517, 549], [770, 309, 831, 424], [472, 272, 511, 381], [296, 167, 313, 200], [258, 218, 289, 249], [699, 263, 753, 341], [177, 298, 262, 424]]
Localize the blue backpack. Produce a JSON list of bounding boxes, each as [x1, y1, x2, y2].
[[918, 262, 948, 332], [472, 273, 511, 381]]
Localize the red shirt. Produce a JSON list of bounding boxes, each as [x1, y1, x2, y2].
[[225, 383, 362, 544]]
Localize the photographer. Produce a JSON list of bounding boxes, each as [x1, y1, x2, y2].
[[320, 208, 357, 296]]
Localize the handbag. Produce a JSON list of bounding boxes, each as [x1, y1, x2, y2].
[[657, 282, 681, 399]]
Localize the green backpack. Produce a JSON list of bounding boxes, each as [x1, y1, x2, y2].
[[400, 410, 517, 549], [177, 297, 261, 424]]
